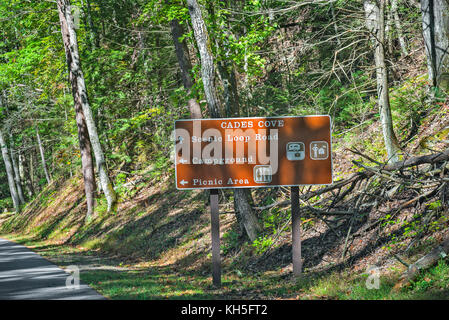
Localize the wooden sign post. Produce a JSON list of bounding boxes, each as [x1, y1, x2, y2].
[[174, 115, 333, 285], [291, 186, 302, 277], [209, 189, 221, 287]]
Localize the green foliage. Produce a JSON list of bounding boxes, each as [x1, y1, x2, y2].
[[0, 197, 13, 211], [252, 235, 274, 255], [221, 228, 240, 255]]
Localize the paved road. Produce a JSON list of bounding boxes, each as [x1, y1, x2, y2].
[[0, 238, 106, 300]]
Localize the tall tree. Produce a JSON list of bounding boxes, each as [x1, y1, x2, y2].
[[186, 0, 221, 118], [2, 93, 26, 204], [186, 0, 262, 241], [35, 126, 52, 185], [57, 0, 116, 212], [8, 135, 25, 204], [364, 0, 401, 163], [170, 18, 202, 119], [391, 0, 408, 57], [421, 0, 449, 91], [0, 129, 20, 212]]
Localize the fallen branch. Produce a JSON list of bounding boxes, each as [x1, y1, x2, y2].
[[381, 148, 449, 172], [352, 185, 440, 238], [395, 238, 449, 289]]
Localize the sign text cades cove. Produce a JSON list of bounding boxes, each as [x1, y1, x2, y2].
[[174, 115, 333, 189]]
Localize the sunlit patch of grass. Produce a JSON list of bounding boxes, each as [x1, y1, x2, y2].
[[80, 269, 214, 300]]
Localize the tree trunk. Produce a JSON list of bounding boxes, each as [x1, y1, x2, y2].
[[75, 100, 96, 219], [29, 147, 36, 194], [218, 60, 262, 241], [187, 0, 262, 242], [186, 0, 221, 118], [364, 0, 401, 164], [18, 150, 33, 197], [385, 0, 394, 55], [395, 238, 449, 290], [0, 129, 20, 212], [391, 0, 408, 57], [8, 135, 25, 204], [85, 0, 99, 48], [35, 127, 52, 185], [59, 0, 97, 219], [421, 0, 449, 91], [170, 18, 202, 119], [57, 0, 116, 212], [1, 93, 25, 203]]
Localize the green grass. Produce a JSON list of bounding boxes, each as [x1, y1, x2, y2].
[[80, 269, 214, 300], [2, 233, 449, 300]]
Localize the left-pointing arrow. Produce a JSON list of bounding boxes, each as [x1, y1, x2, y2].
[[180, 180, 188, 186], [179, 159, 188, 164]]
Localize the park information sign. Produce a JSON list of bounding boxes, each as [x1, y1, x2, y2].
[[174, 115, 333, 189], [174, 115, 333, 286]]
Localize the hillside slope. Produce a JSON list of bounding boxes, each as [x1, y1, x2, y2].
[[1, 91, 449, 299]]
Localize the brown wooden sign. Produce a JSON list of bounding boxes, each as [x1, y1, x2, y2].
[[174, 115, 333, 189]]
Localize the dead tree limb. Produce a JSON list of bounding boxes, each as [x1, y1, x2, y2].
[[396, 238, 449, 288]]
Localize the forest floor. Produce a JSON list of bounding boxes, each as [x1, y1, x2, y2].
[[2, 97, 449, 299]]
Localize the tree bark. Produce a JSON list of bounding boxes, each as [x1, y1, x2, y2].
[[8, 135, 25, 204], [391, 0, 408, 57], [85, 0, 99, 48], [170, 18, 202, 119], [186, 0, 221, 118], [397, 238, 449, 287], [57, 0, 116, 212], [35, 127, 52, 185], [217, 55, 262, 242], [385, 0, 394, 55], [364, 0, 401, 164], [18, 150, 33, 197], [421, 0, 449, 90], [59, 0, 97, 219], [29, 147, 36, 194], [0, 129, 20, 212]]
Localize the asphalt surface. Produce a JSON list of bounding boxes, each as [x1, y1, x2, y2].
[[0, 238, 106, 300]]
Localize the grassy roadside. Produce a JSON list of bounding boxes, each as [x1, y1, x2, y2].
[[1, 233, 449, 300]]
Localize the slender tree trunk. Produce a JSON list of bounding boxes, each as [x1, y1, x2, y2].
[[221, 64, 262, 241], [391, 0, 408, 57], [18, 150, 33, 197], [85, 0, 99, 48], [421, 0, 449, 90], [170, 18, 202, 119], [186, 0, 221, 118], [364, 0, 401, 164], [57, 0, 116, 212], [1, 93, 25, 203], [0, 130, 20, 212], [187, 0, 262, 242], [29, 147, 36, 194], [385, 0, 394, 55], [9, 135, 25, 204], [75, 99, 96, 219], [35, 127, 52, 185], [59, 0, 97, 219]]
